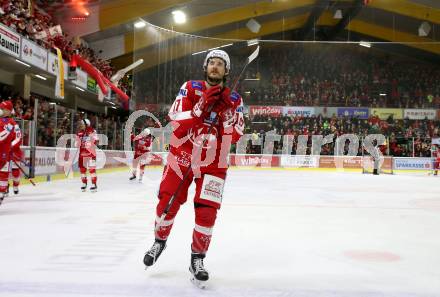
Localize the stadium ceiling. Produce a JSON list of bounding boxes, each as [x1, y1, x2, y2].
[[75, 0, 439, 68]]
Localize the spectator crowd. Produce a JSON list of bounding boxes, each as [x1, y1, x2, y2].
[[135, 43, 440, 110], [1, 0, 114, 78], [244, 113, 439, 157]]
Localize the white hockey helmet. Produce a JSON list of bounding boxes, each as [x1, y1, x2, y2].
[[143, 128, 151, 135], [83, 119, 91, 126], [203, 49, 230, 73]]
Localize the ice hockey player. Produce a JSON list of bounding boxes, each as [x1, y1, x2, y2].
[[9, 120, 23, 195], [129, 128, 153, 182], [77, 119, 98, 192], [0, 101, 17, 204], [433, 144, 440, 176], [143, 49, 244, 287], [371, 139, 386, 175]]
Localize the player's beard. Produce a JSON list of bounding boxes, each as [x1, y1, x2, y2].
[[206, 72, 224, 86]]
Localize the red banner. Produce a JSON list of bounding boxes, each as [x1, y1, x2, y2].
[[249, 106, 282, 117]]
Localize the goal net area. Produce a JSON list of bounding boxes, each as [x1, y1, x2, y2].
[[362, 156, 393, 175], [362, 156, 437, 176]]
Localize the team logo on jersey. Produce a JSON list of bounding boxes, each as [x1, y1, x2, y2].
[[188, 124, 218, 149], [203, 111, 218, 125], [191, 81, 203, 90], [230, 91, 240, 101], [178, 88, 187, 97], [175, 151, 191, 167]]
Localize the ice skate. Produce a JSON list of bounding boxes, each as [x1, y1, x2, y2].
[[13, 186, 19, 195], [90, 184, 97, 192], [143, 239, 166, 268], [81, 183, 87, 192], [189, 252, 209, 289]]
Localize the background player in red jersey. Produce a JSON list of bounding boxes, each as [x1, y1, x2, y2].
[[8, 118, 23, 195], [130, 128, 153, 182], [143, 50, 245, 285], [0, 101, 17, 204], [433, 144, 440, 176], [77, 119, 99, 192]]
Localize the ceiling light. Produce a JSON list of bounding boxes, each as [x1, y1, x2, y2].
[[172, 10, 186, 24], [218, 43, 233, 49], [206, 43, 234, 52], [15, 59, 31, 67], [192, 50, 207, 56], [246, 18, 261, 33], [333, 9, 343, 19], [247, 39, 259, 47], [35, 74, 47, 81], [134, 21, 146, 29], [359, 41, 371, 48], [418, 21, 431, 37]]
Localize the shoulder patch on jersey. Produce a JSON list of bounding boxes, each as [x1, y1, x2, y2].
[[178, 88, 187, 97], [191, 81, 203, 90], [230, 91, 240, 102], [236, 106, 244, 113]]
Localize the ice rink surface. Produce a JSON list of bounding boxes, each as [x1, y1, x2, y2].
[[0, 168, 439, 297]]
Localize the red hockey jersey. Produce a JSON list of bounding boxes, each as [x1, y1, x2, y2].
[[167, 80, 244, 174], [77, 127, 98, 157], [0, 118, 16, 167], [433, 147, 440, 160], [10, 120, 23, 161], [132, 133, 153, 156]]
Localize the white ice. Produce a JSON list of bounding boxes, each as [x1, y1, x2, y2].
[[0, 168, 439, 297]]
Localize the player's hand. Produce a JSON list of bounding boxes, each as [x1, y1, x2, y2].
[[212, 88, 234, 114], [191, 85, 221, 117], [213, 89, 238, 127]]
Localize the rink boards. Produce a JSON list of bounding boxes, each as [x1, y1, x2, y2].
[[17, 147, 437, 186]]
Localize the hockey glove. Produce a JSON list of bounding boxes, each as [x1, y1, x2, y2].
[[191, 85, 221, 118], [213, 89, 236, 128]]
